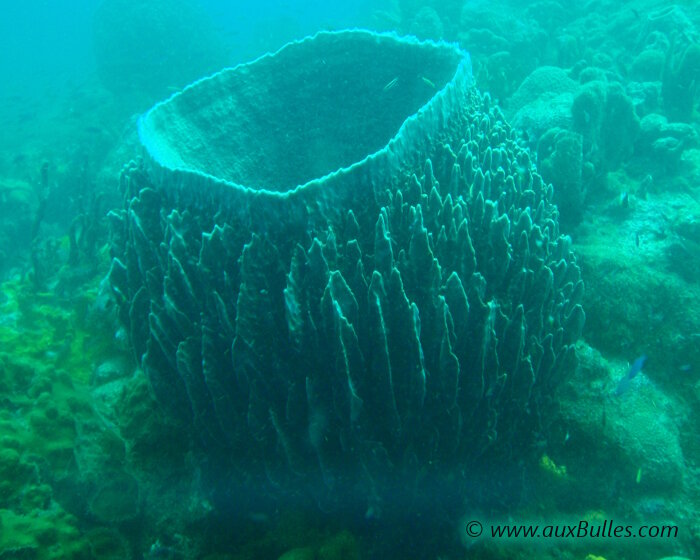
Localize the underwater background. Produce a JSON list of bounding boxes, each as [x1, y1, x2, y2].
[[0, 1, 698, 559]]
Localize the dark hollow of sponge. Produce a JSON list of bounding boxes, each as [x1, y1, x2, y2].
[[108, 30, 584, 519]]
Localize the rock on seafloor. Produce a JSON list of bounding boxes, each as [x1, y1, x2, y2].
[[108, 30, 584, 515]]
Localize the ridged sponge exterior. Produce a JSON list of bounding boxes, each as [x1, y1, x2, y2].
[[108, 29, 583, 514]]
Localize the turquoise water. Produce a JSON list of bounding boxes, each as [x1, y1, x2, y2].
[[0, 1, 698, 559]]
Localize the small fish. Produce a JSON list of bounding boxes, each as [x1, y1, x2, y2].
[[620, 191, 629, 208], [614, 354, 647, 396], [383, 77, 398, 92], [636, 467, 642, 484], [635, 232, 640, 247], [420, 76, 436, 89], [679, 364, 692, 373]]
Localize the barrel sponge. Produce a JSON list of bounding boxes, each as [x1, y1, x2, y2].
[[108, 30, 584, 514]]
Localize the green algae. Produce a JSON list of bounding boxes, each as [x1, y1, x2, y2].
[[228, 512, 361, 560], [0, 276, 113, 386], [0, 258, 136, 558], [0, 508, 89, 559]]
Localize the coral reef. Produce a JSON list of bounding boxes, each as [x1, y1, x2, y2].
[[575, 178, 700, 371], [571, 79, 640, 175], [660, 20, 700, 122], [537, 128, 585, 227], [2, 0, 700, 557], [634, 113, 698, 176], [507, 65, 641, 225]]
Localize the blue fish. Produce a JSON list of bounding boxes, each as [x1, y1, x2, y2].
[[614, 354, 647, 396]]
